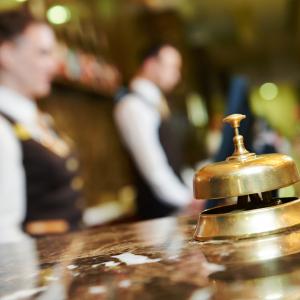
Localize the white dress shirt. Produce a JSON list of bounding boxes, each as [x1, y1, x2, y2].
[[0, 86, 50, 242], [114, 78, 192, 208]]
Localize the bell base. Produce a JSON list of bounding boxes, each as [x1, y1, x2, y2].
[[194, 197, 300, 241]]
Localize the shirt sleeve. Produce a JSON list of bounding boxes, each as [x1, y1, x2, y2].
[[114, 97, 192, 208], [0, 117, 27, 243]]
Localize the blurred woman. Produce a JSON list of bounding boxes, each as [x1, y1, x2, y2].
[[0, 8, 83, 240]]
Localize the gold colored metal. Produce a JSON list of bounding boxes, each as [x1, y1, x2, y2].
[[194, 114, 300, 200], [199, 218, 300, 264], [194, 197, 300, 241], [223, 114, 255, 161], [194, 153, 299, 199], [193, 113, 300, 241]]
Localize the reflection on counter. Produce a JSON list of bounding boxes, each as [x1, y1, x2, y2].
[[211, 254, 300, 299], [2, 216, 300, 299]]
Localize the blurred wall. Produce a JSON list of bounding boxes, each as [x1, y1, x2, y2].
[[41, 85, 133, 206]]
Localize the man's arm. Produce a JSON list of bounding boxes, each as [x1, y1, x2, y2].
[[114, 97, 192, 208], [0, 117, 27, 243]]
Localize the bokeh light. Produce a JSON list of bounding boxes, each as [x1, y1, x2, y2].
[[259, 82, 279, 101], [47, 5, 71, 25]]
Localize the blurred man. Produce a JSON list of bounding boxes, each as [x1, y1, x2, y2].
[[114, 44, 193, 220], [0, 8, 83, 240]]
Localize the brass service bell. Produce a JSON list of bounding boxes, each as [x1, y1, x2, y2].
[[194, 114, 300, 241]]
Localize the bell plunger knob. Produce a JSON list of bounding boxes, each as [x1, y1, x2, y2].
[[223, 114, 245, 136], [223, 114, 254, 161]]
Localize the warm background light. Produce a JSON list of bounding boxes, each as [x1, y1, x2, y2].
[[259, 82, 279, 101], [47, 5, 71, 25]]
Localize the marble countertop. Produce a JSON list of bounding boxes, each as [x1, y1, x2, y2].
[[2, 215, 300, 300]]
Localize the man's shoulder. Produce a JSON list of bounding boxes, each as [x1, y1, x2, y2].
[[114, 92, 153, 127], [115, 92, 147, 111]]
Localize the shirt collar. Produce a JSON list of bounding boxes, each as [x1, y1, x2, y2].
[[130, 78, 162, 107], [0, 86, 39, 125]]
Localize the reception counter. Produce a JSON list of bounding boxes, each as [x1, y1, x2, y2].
[[2, 215, 300, 299]]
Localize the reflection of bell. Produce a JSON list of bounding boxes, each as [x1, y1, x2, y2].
[[210, 253, 300, 299], [194, 114, 300, 241]]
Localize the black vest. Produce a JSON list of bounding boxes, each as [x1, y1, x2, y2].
[[134, 120, 185, 219], [116, 91, 185, 220], [0, 113, 83, 230]]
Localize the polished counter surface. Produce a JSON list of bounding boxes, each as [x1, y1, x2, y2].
[[2, 216, 300, 299]]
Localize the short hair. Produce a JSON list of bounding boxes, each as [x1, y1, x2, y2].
[[0, 7, 39, 45], [138, 42, 178, 65]]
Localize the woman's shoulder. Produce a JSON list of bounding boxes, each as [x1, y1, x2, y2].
[[0, 115, 22, 154]]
